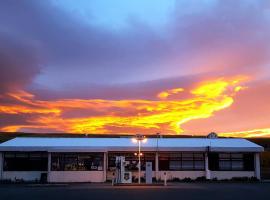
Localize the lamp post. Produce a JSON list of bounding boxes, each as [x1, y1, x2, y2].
[[132, 135, 147, 184]]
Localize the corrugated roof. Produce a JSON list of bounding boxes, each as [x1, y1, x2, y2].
[[0, 137, 264, 152]]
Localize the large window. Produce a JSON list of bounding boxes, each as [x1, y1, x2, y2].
[[108, 152, 155, 171], [209, 153, 254, 171], [159, 152, 205, 171], [51, 153, 103, 171], [3, 152, 48, 171]]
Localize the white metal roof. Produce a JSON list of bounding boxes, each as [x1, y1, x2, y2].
[[0, 137, 264, 152]]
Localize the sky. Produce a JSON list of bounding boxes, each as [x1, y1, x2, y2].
[[0, 0, 270, 137]]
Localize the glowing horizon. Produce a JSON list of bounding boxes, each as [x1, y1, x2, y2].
[[2, 75, 268, 138]]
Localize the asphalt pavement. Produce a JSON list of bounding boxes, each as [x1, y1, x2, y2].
[[0, 182, 269, 200]]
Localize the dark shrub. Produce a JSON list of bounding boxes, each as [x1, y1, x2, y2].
[[182, 177, 192, 182], [171, 177, 181, 182], [195, 176, 206, 181]]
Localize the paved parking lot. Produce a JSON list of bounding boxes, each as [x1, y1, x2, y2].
[[0, 182, 269, 200]]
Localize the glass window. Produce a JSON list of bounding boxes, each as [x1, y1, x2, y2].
[[219, 161, 231, 170], [231, 154, 243, 159], [182, 153, 193, 160], [169, 161, 181, 170], [51, 153, 103, 171], [159, 152, 205, 171], [3, 152, 48, 171], [217, 153, 248, 171], [243, 154, 254, 171], [77, 155, 91, 170], [232, 161, 244, 170], [51, 154, 63, 171], [194, 161, 205, 170], [219, 153, 230, 159], [182, 161, 193, 170], [219, 153, 231, 170], [64, 154, 78, 171]]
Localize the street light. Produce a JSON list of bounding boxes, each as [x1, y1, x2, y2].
[[132, 134, 147, 184]]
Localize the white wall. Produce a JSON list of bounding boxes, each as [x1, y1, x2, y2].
[[157, 171, 205, 180], [210, 171, 255, 180], [2, 171, 45, 181], [107, 170, 255, 181], [106, 170, 205, 181], [0, 153, 3, 180], [48, 171, 104, 183], [255, 153, 261, 179]]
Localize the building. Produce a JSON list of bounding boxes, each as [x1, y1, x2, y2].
[[0, 137, 264, 183]]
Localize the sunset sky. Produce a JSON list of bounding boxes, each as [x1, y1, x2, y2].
[[1, 0, 270, 137]]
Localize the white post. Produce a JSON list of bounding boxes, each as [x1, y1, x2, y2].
[[164, 172, 167, 186], [205, 153, 210, 180], [0, 152, 3, 180], [103, 152, 107, 182], [155, 152, 159, 181], [138, 140, 141, 184], [255, 153, 261, 180], [47, 152, 51, 183]]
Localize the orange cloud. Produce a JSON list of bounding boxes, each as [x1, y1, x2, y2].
[[157, 88, 184, 99], [219, 128, 270, 138], [0, 76, 254, 135]]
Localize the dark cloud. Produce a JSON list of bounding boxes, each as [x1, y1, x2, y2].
[[30, 72, 216, 100], [0, 31, 41, 93], [0, 113, 40, 127], [0, 0, 169, 87], [0, 0, 270, 94]]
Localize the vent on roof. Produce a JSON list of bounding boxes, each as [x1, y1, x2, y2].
[[207, 132, 218, 139]]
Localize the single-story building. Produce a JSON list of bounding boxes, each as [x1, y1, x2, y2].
[[0, 137, 264, 182]]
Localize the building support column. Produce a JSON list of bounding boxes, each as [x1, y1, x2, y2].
[[155, 152, 159, 181], [103, 152, 107, 182], [0, 153, 3, 180], [255, 153, 261, 180], [47, 152, 51, 183], [205, 153, 210, 180]]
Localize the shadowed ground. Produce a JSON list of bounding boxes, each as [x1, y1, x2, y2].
[[0, 182, 269, 200]]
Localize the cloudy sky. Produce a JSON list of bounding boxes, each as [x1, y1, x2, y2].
[[0, 0, 270, 137]]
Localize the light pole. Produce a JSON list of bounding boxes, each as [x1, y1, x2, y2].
[[132, 135, 147, 184]]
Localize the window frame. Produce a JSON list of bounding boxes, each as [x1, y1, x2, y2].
[[51, 152, 104, 171], [209, 152, 254, 171], [3, 151, 48, 171], [158, 152, 205, 171]]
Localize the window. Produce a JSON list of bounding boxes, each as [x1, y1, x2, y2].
[[64, 154, 78, 171], [209, 153, 254, 171], [219, 153, 244, 171], [219, 153, 232, 170], [169, 161, 181, 170], [3, 152, 48, 171], [159, 152, 205, 171], [194, 153, 205, 170], [51, 153, 103, 171], [182, 153, 194, 170], [231, 154, 244, 170]]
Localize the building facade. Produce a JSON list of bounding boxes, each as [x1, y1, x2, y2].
[[0, 137, 264, 183]]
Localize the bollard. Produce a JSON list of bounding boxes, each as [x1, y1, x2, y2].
[[112, 172, 115, 186], [164, 172, 167, 186]]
